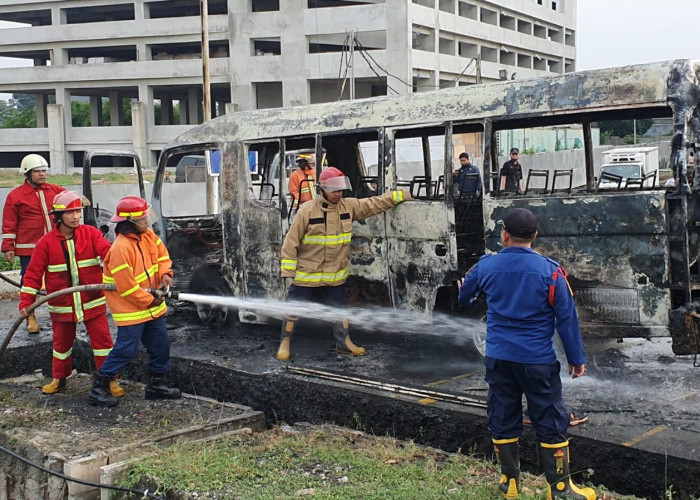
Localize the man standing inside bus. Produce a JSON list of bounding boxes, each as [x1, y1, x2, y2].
[[288, 155, 316, 214], [500, 148, 524, 194], [277, 167, 411, 361], [457, 208, 595, 500], [453, 152, 482, 197]]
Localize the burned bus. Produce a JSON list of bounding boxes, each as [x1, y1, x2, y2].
[[134, 59, 700, 356]]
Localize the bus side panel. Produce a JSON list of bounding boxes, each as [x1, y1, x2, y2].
[[385, 202, 458, 314], [483, 193, 670, 338], [347, 215, 391, 307]]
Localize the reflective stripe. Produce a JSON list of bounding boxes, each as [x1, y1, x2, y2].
[[110, 263, 131, 274], [15, 243, 36, 249], [118, 210, 144, 218], [84, 297, 106, 310], [93, 347, 112, 357], [38, 190, 52, 233], [48, 296, 105, 314], [52, 347, 73, 360], [111, 301, 167, 322], [102, 275, 115, 284], [133, 264, 158, 283], [48, 264, 68, 272], [302, 233, 352, 245], [120, 284, 140, 297], [392, 190, 405, 204], [66, 239, 84, 323], [281, 259, 297, 271], [294, 267, 349, 284], [157, 255, 170, 262], [20, 286, 39, 295], [78, 258, 101, 268], [1, 234, 16, 239], [156, 238, 163, 245]]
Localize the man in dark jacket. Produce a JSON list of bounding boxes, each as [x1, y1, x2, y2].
[[458, 208, 595, 500], [452, 152, 482, 196], [499, 148, 524, 193]]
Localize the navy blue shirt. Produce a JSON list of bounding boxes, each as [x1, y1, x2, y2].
[[458, 246, 587, 366], [454, 164, 483, 194]]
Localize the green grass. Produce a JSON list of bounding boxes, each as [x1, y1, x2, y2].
[[122, 426, 637, 500], [0, 257, 20, 272], [0, 170, 156, 188]]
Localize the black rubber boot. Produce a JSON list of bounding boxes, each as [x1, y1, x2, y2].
[[333, 320, 366, 356], [493, 438, 520, 498], [145, 372, 182, 400], [276, 317, 297, 361], [540, 441, 596, 500], [88, 373, 119, 407]]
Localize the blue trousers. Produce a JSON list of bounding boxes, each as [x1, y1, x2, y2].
[[484, 356, 570, 444], [99, 316, 171, 377], [19, 256, 31, 284], [287, 283, 348, 306]]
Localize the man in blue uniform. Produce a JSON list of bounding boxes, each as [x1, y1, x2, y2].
[[452, 152, 482, 197], [458, 208, 595, 500]]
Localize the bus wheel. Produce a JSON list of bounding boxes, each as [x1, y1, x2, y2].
[[471, 316, 487, 357], [187, 265, 236, 329]]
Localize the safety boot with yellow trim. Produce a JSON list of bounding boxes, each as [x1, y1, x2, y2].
[[26, 313, 40, 334], [110, 379, 126, 397], [42, 378, 67, 394], [540, 441, 596, 500], [333, 321, 366, 356], [276, 318, 296, 361], [493, 438, 520, 498]]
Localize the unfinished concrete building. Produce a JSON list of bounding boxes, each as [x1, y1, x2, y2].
[[0, 0, 576, 172]]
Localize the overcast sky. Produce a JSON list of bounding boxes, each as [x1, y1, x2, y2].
[[576, 0, 700, 70]]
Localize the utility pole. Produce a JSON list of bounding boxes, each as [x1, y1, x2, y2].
[[349, 30, 355, 100], [200, 0, 215, 214], [475, 53, 482, 84]]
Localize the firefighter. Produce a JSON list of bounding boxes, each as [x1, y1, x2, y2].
[[18, 191, 122, 396], [277, 167, 411, 361], [89, 196, 180, 407], [288, 154, 316, 213], [457, 208, 595, 500], [2, 154, 65, 334]]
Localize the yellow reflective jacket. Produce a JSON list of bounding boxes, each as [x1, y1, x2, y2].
[[102, 229, 173, 326], [280, 191, 409, 287]]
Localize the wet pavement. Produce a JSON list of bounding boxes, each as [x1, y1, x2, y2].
[[2, 297, 700, 498]]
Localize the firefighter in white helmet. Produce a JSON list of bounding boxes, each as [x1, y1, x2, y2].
[[277, 167, 411, 361], [2, 154, 65, 334]]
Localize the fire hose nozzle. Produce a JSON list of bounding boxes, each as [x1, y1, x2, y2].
[[146, 287, 179, 300]]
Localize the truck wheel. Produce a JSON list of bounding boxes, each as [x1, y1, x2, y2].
[[187, 265, 236, 329]]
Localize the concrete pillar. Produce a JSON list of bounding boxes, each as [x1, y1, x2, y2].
[[90, 96, 103, 127], [47, 104, 67, 174], [51, 7, 65, 25], [225, 103, 238, 115], [178, 99, 188, 125], [160, 98, 174, 125], [137, 42, 150, 61], [187, 88, 202, 124], [134, 0, 145, 20], [131, 101, 148, 169], [35, 95, 48, 128], [281, 0, 309, 106], [386, 0, 411, 96], [51, 48, 67, 66], [109, 91, 123, 126], [137, 83, 155, 130]]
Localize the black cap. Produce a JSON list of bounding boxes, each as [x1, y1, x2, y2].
[[510, 148, 519, 155], [296, 158, 309, 168], [502, 208, 537, 239]]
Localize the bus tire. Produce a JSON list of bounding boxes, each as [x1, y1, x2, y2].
[[187, 264, 236, 329]]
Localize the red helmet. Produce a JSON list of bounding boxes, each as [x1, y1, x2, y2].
[[110, 196, 149, 222], [50, 191, 90, 213], [318, 167, 352, 192]]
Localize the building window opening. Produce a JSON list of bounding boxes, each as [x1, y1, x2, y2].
[[252, 0, 280, 12]]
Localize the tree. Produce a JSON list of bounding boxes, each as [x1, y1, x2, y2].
[[599, 119, 653, 138], [0, 93, 37, 128]]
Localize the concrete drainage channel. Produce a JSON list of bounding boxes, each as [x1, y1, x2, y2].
[[2, 339, 700, 499]]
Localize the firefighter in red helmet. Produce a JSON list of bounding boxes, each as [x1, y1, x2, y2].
[[19, 191, 120, 396], [89, 196, 180, 407], [277, 167, 411, 361]]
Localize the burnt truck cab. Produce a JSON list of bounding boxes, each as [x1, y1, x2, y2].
[[140, 59, 700, 356]]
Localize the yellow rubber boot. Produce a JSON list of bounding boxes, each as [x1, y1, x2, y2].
[[333, 320, 366, 356], [26, 313, 40, 334], [493, 438, 520, 498], [540, 441, 596, 500], [42, 378, 67, 394], [276, 318, 296, 361], [110, 379, 126, 397]]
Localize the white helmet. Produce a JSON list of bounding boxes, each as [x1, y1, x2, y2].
[[19, 154, 49, 175]]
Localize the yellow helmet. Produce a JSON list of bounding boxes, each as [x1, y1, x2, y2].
[[19, 154, 49, 174]]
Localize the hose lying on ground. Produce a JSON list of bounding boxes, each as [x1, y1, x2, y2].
[[0, 283, 116, 362]]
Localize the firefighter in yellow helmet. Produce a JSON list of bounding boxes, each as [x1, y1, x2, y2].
[[277, 167, 411, 361]]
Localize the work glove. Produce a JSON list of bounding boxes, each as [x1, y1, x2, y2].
[[148, 297, 165, 309]]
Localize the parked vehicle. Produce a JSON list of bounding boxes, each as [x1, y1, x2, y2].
[[174, 155, 206, 183], [597, 147, 659, 189]]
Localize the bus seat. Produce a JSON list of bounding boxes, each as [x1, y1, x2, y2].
[[524, 169, 549, 195], [595, 171, 623, 191], [551, 169, 574, 194]]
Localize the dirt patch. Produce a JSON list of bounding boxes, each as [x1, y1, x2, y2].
[[0, 371, 251, 459]]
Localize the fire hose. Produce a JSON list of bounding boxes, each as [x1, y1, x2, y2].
[[0, 271, 46, 295], [0, 284, 178, 362]]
